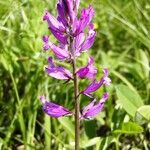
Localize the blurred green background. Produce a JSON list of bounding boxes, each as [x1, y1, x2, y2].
[[0, 0, 150, 149]]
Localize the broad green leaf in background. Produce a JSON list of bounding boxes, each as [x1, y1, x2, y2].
[[114, 122, 143, 134], [135, 105, 150, 124], [116, 84, 144, 117], [84, 120, 96, 138], [81, 137, 101, 149]]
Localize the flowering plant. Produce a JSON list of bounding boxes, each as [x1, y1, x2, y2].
[[40, 0, 111, 149]]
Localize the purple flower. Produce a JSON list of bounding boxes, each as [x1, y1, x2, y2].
[[40, 96, 73, 118], [45, 57, 73, 80], [50, 28, 68, 44], [103, 68, 111, 86], [57, 0, 68, 26], [73, 5, 95, 35], [82, 68, 111, 97], [43, 35, 50, 50], [73, 24, 96, 56], [42, 36, 70, 60], [73, 32, 85, 56], [81, 93, 109, 119], [80, 25, 96, 52], [41, 0, 111, 122], [43, 10, 66, 33], [57, 0, 80, 25], [76, 57, 97, 80]]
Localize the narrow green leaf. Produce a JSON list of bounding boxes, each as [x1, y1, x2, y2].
[[58, 118, 75, 138], [138, 50, 149, 79], [81, 137, 100, 148]]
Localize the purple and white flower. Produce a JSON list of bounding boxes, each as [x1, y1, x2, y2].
[[73, 5, 95, 36], [81, 93, 109, 119], [73, 24, 96, 56], [41, 0, 111, 120], [82, 69, 111, 97], [45, 57, 73, 80], [76, 56, 97, 80], [40, 96, 73, 118], [42, 36, 70, 60]]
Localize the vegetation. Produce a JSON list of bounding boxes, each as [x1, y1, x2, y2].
[[0, 0, 149, 149]]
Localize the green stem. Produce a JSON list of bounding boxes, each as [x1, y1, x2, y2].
[[115, 136, 120, 150]]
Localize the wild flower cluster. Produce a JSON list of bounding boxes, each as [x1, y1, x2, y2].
[[40, 0, 111, 119]]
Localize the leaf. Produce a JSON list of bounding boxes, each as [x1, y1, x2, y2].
[[138, 50, 149, 79], [135, 105, 150, 124], [81, 137, 101, 148], [98, 136, 114, 150], [131, 148, 141, 150], [84, 120, 96, 138], [58, 118, 75, 138], [114, 122, 143, 134], [116, 84, 144, 117]]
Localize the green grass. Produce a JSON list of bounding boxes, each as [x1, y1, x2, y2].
[[0, 0, 150, 149]]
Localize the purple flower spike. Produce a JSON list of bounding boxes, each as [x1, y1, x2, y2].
[[41, 0, 111, 125], [45, 57, 73, 80], [82, 68, 111, 97], [39, 96, 73, 118], [76, 57, 97, 80], [81, 93, 109, 119]]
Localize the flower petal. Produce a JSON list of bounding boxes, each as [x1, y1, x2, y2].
[[82, 69, 111, 97], [45, 57, 72, 80], [65, 0, 76, 23], [85, 57, 97, 79], [57, 1, 68, 26], [76, 67, 89, 79], [82, 79, 103, 97], [43, 36, 50, 51], [39, 96, 72, 118], [76, 57, 97, 80], [43, 10, 65, 33], [74, 5, 95, 35], [49, 27, 68, 44], [80, 29, 96, 52], [81, 93, 109, 119], [50, 43, 70, 59], [73, 32, 85, 56], [42, 36, 70, 60], [103, 68, 111, 86], [82, 99, 97, 116]]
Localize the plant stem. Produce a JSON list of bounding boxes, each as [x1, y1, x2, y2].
[[72, 57, 80, 150], [68, 27, 80, 150]]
